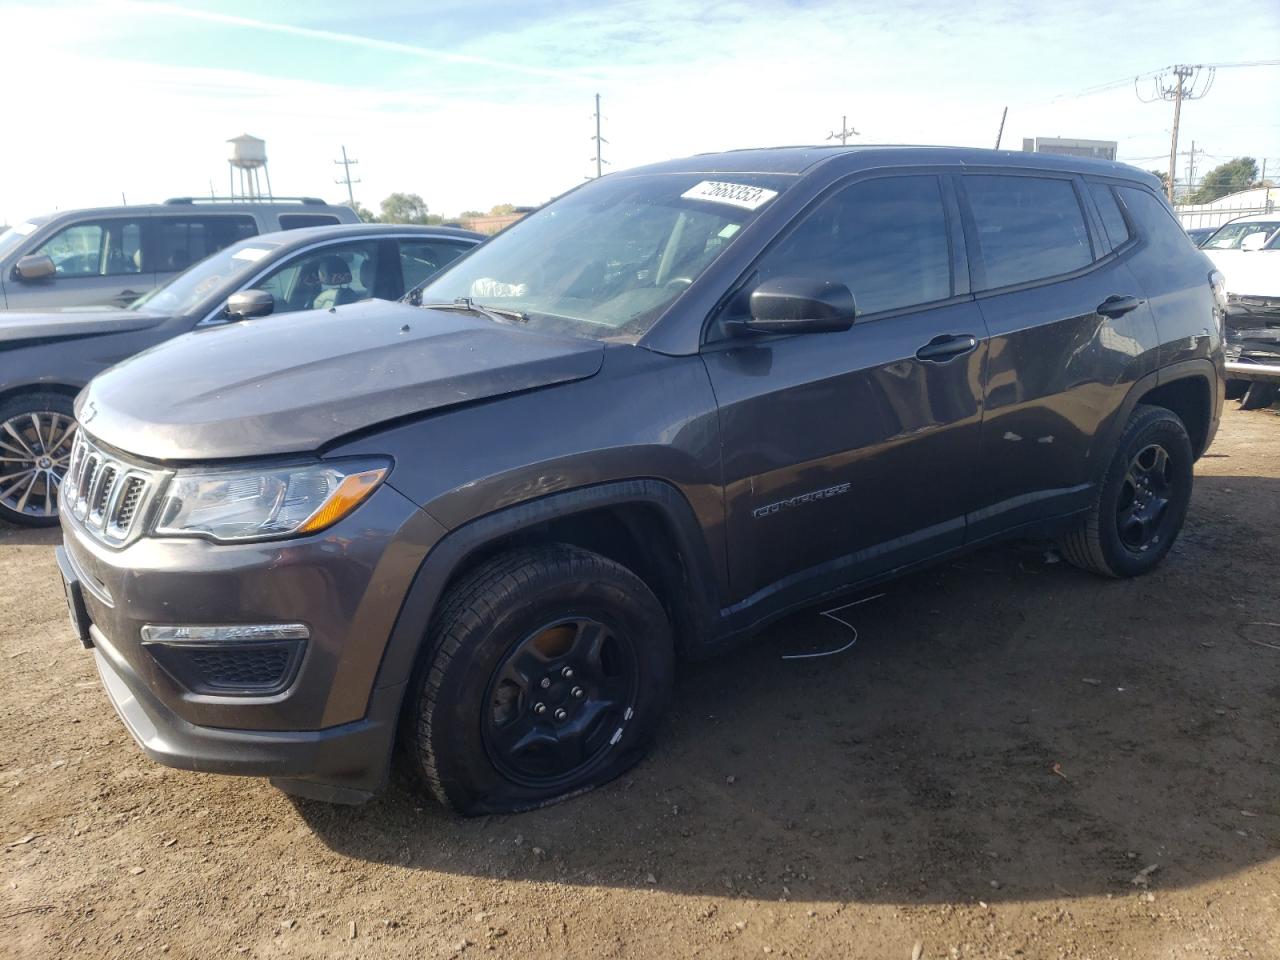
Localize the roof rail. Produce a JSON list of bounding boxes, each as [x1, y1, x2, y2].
[[163, 196, 328, 206]]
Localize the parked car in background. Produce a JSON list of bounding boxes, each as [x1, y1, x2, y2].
[[1205, 227, 1280, 409], [0, 197, 360, 311], [0, 223, 481, 525], [1185, 225, 1216, 247], [1198, 213, 1280, 252], [56, 146, 1223, 814]]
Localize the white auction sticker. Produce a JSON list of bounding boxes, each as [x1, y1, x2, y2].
[[231, 247, 272, 262], [681, 180, 778, 211]]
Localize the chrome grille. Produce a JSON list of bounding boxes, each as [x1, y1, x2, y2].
[[64, 433, 162, 545]]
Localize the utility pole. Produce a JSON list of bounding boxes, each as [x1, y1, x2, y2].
[[994, 106, 1008, 149], [333, 146, 360, 207], [1185, 140, 1197, 193], [826, 115, 859, 146], [1136, 64, 1215, 202], [591, 94, 609, 178]]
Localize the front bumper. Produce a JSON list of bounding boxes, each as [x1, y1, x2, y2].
[[1225, 359, 1280, 384], [57, 480, 447, 800], [89, 619, 405, 803]]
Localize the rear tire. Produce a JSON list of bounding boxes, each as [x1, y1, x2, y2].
[[1059, 405, 1193, 578], [0, 392, 77, 527], [402, 544, 674, 815], [1238, 381, 1278, 411]]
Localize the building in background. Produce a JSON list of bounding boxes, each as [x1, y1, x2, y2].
[[1021, 137, 1118, 161], [1175, 184, 1277, 230]]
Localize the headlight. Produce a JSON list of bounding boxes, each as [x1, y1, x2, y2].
[[153, 459, 389, 542]]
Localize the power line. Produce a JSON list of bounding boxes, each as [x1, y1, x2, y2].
[[1135, 65, 1216, 201], [333, 145, 360, 208]]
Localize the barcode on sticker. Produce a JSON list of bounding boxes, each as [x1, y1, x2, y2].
[[681, 180, 778, 211]]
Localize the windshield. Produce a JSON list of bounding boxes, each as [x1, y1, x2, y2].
[[0, 219, 43, 261], [413, 172, 793, 340], [1202, 220, 1280, 250], [131, 238, 284, 315]]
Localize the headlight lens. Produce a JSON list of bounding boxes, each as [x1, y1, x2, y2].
[[153, 459, 389, 542]]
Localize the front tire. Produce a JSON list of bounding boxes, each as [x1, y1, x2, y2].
[[1059, 405, 1193, 578], [403, 544, 674, 815], [0, 392, 77, 527]]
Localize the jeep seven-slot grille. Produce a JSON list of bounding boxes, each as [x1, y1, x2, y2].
[[65, 433, 162, 544]]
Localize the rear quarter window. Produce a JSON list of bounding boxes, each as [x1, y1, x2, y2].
[[965, 175, 1093, 289], [278, 214, 341, 230], [1115, 186, 1197, 261], [1088, 182, 1131, 248]]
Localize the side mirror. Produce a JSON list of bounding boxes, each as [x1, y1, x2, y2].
[[741, 276, 856, 335], [225, 289, 275, 320], [1240, 232, 1267, 252], [13, 254, 55, 282]]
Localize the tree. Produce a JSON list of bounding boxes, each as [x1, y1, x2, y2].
[[1188, 158, 1258, 205], [1148, 170, 1171, 193], [488, 203, 517, 216], [379, 192, 431, 224], [458, 210, 485, 219], [348, 201, 377, 223]]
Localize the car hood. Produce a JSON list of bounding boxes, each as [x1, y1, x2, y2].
[[0, 307, 170, 345], [1205, 249, 1280, 298], [77, 300, 605, 462]]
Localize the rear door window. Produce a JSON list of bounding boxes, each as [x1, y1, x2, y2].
[[964, 175, 1093, 289], [1088, 182, 1131, 248], [278, 214, 341, 230], [152, 215, 257, 272], [397, 238, 476, 290], [753, 174, 952, 316], [34, 219, 144, 277]]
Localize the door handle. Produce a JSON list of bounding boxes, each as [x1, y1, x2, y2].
[[113, 289, 140, 306], [915, 334, 977, 362], [1096, 294, 1144, 318]]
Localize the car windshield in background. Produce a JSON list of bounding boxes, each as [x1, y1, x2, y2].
[[131, 238, 284, 316], [413, 173, 793, 340], [1201, 221, 1280, 249], [0, 220, 42, 260]]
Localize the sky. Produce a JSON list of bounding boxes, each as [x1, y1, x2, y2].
[[0, 0, 1277, 223]]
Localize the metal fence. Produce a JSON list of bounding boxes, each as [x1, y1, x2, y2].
[[1176, 192, 1277, 229]]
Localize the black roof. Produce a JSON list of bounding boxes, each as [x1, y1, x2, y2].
[[624, 145, 1160, 188], [253, 222, 485, 246]]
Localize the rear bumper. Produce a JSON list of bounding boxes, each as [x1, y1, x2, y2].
[[1225, 359, 1280, 384], [90, 620, 404, 803]]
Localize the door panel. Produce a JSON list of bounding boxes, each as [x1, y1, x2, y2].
[[705, 299, 986, 609], [962, 174, 1161, 539]]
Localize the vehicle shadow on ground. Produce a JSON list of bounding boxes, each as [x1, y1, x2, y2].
[[299, 477, 1280, 902]]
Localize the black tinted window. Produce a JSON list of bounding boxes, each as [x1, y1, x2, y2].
[[398, 239, 474, 289], [154, 215, 257, 272], [1116, 186, 1197, 260], [1088, 182, 1130, 248], [278, 214, 340, 230], [965, 175, 1092, 289], [756, 175, 951, 315]]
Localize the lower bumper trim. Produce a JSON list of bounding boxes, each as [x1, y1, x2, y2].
[[92, 625, 403, 803]]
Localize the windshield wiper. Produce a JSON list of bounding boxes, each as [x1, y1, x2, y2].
[[420, 297, 529, 325]]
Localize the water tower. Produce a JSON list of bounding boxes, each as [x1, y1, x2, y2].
[[227, 134, 273, 199]]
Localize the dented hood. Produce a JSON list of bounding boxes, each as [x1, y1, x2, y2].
[[77, 300, 604, 461]]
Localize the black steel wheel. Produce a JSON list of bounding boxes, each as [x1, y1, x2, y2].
[[482, 617, 638, 789], [1116, 443, 1175, 553], [0, 393, 77, 527], [403, 544, 674, 815], [1060, 404, 1193, 578]]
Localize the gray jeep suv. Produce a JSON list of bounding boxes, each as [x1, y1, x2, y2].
[[56, 146, 1225, 814]]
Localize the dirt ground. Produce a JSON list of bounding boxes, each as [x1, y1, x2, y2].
[[2, 404, 1278, 960]]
